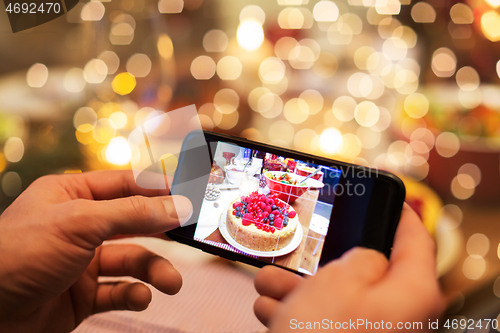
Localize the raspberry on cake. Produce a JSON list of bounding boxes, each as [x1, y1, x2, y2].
[[226, 191, 299, 252]]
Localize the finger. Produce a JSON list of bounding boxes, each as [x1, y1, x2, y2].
[[324, 247, 389, 285], [67, 170, 170, 200], [57, 194, 192, 245], [389, 203, 437, 279], [93, 282, 152, 313], [254, 266, 302, 300], [98, 244, 182, 295], [254, 296, 281, 327]]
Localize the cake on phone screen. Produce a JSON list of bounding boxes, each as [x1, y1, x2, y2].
[[193, 141, 341, 275]]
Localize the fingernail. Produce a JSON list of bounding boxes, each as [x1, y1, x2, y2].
[[163, 195, 193, 226]]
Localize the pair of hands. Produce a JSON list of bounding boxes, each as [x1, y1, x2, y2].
[[0, 171, 443, 333]]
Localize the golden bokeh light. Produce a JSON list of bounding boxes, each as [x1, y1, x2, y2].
[[278, 8, 313, 29], [158, 34, 174, 59], [64, 68, 86, 93], [26, 63, 48, 88], [81, 1, 105, 21], [73, 107, 97, 132], [190, 55, 216, 80], [319, 128, 343, 154], [313, 1, 339, 22], [109, 111, 128, 129], [404, 93, 429, 119], [332, 95, 357, 122], [393, 26, 417, 48], [284, 98, 309, 124], [378, 17, 401, 39], [355, 101, 380, 127], [481, 10, 500, 42], [354, 46, 376, 70], [112, 72, 136, 95], [237, 20, 264, 51], [450, 3, 474, 24], [158, 0, 183, 13], [109, 23, 134, 45], [382, 37, 408, 61], [376, 0, 401, 15], [411, 1, 436, 23], [462, 255, 486, 280], [435, 131, 460, 158], [203, 29, 228, 53], [458, 163, 481, 186], [240, 5, 265, 25], [456, 66, 480, 91], [458, 89, 482, 109], [126, 53, 152, 78], [92, 118, 117, 144], [214, 88, 240, 114], [299, 89, 324, 115], [451, 175, 475, 200], [339, 133, 362, 160], [339, 13, 363, 34], [105, 137, 131, 165], [1, 172, 22, 197], [98, 51, 120, 75], [3, 137, 24, 163], [217, 56, 243, 80], [275, 37, 298, 60], [259, 57, 286, 84], [84, 59, 108, 84], [258, 92, 284, 118], [213, 108, 239, 130]]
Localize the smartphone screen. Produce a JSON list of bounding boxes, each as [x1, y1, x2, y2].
[[168, 131, 405, 275]]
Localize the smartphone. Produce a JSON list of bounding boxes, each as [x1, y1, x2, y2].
[[167, 130, 405, 275]]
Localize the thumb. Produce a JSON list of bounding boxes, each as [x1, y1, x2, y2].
[[58, 195, 193, 245]]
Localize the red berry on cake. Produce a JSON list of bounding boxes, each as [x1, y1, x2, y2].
[[288, 211, 296, 218]]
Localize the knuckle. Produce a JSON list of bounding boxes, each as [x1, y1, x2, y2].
[[129, 195, 157, 221]]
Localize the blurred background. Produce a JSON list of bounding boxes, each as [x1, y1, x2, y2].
[[1, 0, 500, 330]]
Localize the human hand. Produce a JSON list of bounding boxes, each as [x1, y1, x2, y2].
[[0, 170, 192, 333], [254, 204, 444, 332]]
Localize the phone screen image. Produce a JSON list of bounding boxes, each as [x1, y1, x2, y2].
[[193, 141, 341, 275], [168, 132, 405, 275]]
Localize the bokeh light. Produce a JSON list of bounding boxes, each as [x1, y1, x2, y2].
[[240, 5, 265, 25], [203, 29, 228, 52], [217, 56, 243, 80], [319, 128, 343, 154], [126, 54, 152, 78], [284, 98, 309, 124], [3, 137, 24, 163], [191, 55, 216, 80], [64, 68, 86, 93], [411, 2, 436, 23], [158, 0, 183, 13], [26, 63, 48, 88], [435, 132, 460, 158], [112, 72, 136, 95], [105, 137, 132, 165], [462, 255, 486, 280], [467, 233, 490, 257], [313, 1, 339, 22], [237, 20, 264, 51], [1, 172, 22, 197]]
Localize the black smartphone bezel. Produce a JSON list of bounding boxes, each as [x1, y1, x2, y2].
[[167, 130, 405, 275]]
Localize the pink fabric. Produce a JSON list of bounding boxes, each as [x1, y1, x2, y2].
[[73, 239, 267, 333]]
